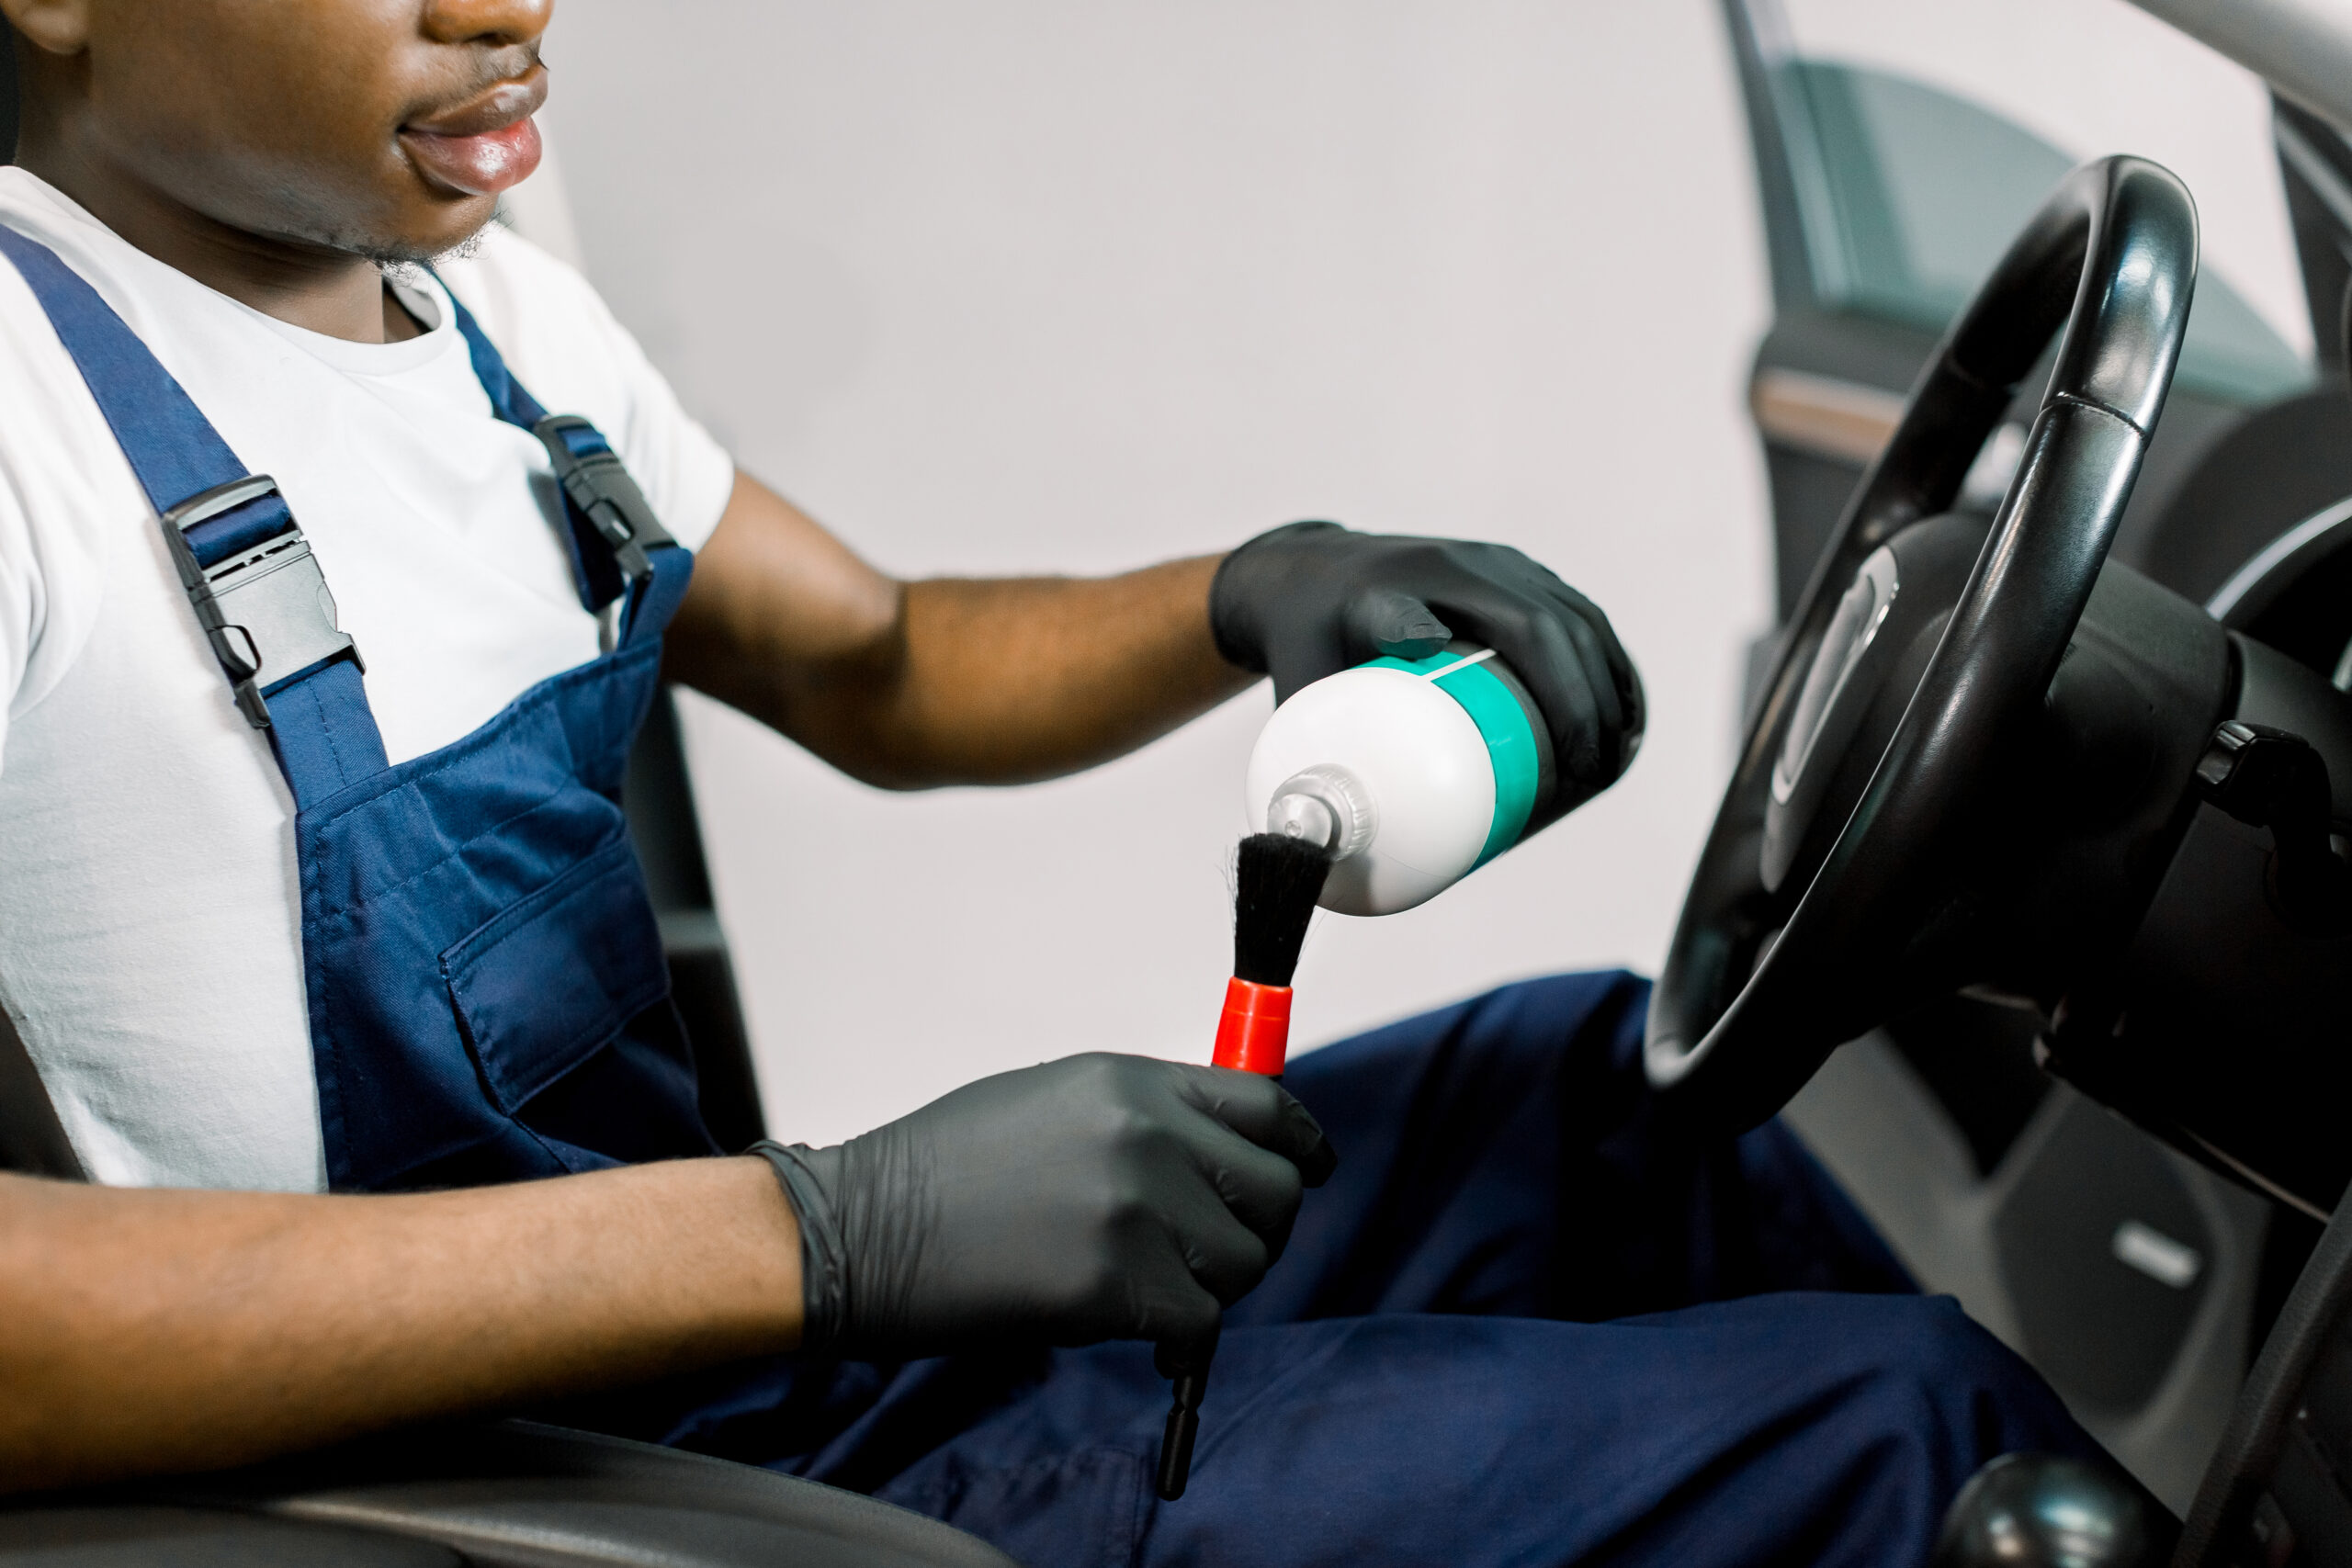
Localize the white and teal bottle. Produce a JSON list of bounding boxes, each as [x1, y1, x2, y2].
[[1244, 644, 1557, 916]]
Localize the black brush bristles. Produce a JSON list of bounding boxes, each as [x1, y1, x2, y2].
[[1233, 833, 1331, 987]]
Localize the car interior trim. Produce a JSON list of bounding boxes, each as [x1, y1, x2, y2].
[[2204, 493, 2352, 621], [1750, 367, 1906, 466]]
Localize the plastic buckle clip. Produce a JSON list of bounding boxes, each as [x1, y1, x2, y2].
[[158, 475, 360, 730], [533, 414, 676, 594]]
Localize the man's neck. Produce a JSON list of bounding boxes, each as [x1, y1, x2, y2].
[[17, 141, 424, 345]]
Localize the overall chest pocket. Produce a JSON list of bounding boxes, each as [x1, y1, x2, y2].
[[441, 837, 672, 1114]]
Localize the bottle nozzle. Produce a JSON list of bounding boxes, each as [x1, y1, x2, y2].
[[1267, 791, 1339, 852], [1265, 765, 1375, 863]]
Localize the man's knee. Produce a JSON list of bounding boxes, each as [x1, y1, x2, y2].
[[1271, 966, 1653, 1206], [1807, 1293, 2087, 1465], [1285, 967, 1650, 1098]]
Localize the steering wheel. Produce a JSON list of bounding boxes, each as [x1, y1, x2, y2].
[[1645, 155, 2199, 1130]]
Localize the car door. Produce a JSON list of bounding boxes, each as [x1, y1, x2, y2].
[[1724, 0, 2317, 628]]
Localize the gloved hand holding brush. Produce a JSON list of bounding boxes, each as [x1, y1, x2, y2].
[[1158, 829, 1340, 1501], [753, 1055, 1335, 1360]]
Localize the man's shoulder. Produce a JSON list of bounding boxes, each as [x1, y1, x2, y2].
[[0, 175, 150, 504]]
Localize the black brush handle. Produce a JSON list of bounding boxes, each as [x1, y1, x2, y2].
[[1153, 1324, 1221, 1501], [1156, 1370, 1206, 1500]]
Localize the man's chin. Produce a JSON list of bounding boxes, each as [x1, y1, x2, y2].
[[229, 178, 500, 272], [358, 220, 495, 270], [326, 200, 500, 270]]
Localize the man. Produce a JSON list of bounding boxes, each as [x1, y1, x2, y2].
[[0, 1, 2099, 1563]]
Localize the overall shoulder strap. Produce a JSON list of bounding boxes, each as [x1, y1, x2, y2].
[[431, 276, 685, 646], [0, 227, 388, 808]]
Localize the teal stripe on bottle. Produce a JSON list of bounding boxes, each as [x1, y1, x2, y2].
[[1363, 651, 1542, 865]]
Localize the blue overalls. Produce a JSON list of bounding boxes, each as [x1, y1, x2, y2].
[[0, 227, 716, 1190], [0, 231, 2107, 1568], [594, 973, 2104, 1568]]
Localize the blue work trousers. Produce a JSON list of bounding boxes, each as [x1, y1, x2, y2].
[[660, 972, 2099, 1567]]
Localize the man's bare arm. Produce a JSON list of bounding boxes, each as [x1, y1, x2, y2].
[[0, 1157, 800, 1495], [663, 471, 1255, 788]]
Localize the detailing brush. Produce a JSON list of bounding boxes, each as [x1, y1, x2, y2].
[[1156, 830, 1334, 1503], [1212, 831, 1333, 1074]]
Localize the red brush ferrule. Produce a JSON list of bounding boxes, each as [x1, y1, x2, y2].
[[1212, 976, 1293, 1076]]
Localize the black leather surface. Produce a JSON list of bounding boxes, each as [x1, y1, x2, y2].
[[0, 1506, 462, 1565], [172, 1419, 1021, 1568], [2131, 389, 2352, 606], [0, 1001, 82, 1179], [2, 1421, 1020, 1568], [625, 685, 766, 1152]]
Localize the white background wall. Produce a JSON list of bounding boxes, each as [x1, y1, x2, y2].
[[534, 0, 2297, 1146]]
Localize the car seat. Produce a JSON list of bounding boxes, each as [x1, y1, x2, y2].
[[0, 1419, 1016, 1567]]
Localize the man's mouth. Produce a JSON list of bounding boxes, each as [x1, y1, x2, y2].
[[399, 67, 548, 198]]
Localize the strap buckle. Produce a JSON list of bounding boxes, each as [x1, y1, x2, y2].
[[159, 475, 361, 730], [534, 415, 676, 592]]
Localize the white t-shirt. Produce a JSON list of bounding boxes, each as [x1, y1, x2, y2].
[[0, 171, 737, 1192]]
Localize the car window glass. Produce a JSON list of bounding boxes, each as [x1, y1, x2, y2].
[[1785, 59, 2310, 405]]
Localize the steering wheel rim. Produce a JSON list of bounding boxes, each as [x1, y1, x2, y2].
[[1645, 155, 2199, 1130]]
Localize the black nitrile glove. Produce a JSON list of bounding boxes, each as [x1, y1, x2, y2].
[[752, 1055, 1335, 1359], [1211, 521, 1646, 817]]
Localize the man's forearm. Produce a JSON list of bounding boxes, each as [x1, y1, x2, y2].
[[834, 560, 1252, 787], [667, 474, 1256, 788], [0, 1157, 800, 1495]]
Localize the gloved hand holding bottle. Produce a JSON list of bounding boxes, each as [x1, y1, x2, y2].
[[1209, 520, 1646, 825], [1213, 520, 1647, 914], [753, 1055, 1337, 1359]]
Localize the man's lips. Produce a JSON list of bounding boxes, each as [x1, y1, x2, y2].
[[401, 69, 548, 197], [402, 118, 543, 198]]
